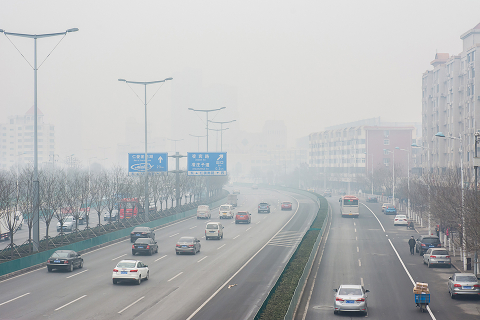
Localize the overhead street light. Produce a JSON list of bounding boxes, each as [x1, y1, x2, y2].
[[208, 119, 235, 152], [188, 107, 226, 152], [189, 134, 207, 152], [0, 27, 78, 252], [167, 138, 184, 153], [118, 77, 173, 220]]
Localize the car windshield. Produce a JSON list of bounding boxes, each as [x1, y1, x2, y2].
[[206, 224, 218, 229], [456, 276, 477, 282], [338, 288, 363, 296], [422, 238, 439, 244], [51, 251, 70, 258], [431, 250, 448, 255], [178, 237, 193, 242], [64, 217, 73, 222], [117, 261, 136, 268]]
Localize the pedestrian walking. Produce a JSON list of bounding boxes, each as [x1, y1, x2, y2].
[[408, 236, 416, 255]]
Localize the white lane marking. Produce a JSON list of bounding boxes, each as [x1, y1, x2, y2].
[[168, 272, 183, 282], [354, 222, 356, 226], [55, 295, 87, 311], [361, 277, 364, 287], [217, 244, 226, 250], [118, 296, 144, 314], [189, 226, 197, 229], [355, 228, 356, 233], [169, 233, 179, 238], [357, 247, 359, 253], [246, 227, 251, 231], [358, 259, 361, 267], [201, 236, 205, 239], [233, 235, 240, 239], [0, 292, 30, 307], [112, 254, 127, 260], [356, 236, 358, 241], [66, 269, 88, 278], [197, 256, 208, 263], [186, 194, 306, 320], [256, 221, 261, 224], [361, 203, 386, 232], [155, 255, 167, 262], [388, 239, 437, 320]]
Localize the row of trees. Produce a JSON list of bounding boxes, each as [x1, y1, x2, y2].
[[0, 165, 228, 255]]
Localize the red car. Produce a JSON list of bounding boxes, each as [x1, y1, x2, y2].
[[281, 201, 292, 210], [235, 211, 251, 224]]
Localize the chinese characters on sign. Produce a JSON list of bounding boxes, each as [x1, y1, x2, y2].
[[187, 152, 227, 176], [128, 153, 168, 174]]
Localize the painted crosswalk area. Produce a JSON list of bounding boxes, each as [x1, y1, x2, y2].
[[267, 230, 305, 247]]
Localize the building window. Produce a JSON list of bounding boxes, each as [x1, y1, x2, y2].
[[383, 158, 390, 166], [384, 139, 390, 145], [383, 149, 389, 155]]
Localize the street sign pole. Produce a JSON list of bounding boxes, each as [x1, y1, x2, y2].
[[169, 152, 186, 207]]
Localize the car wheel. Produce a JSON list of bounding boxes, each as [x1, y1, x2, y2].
[[145, 271, 149, 281], [155, 247, 158, 253], [131, 239, 134, 243], [176, 251, 179, 255], [333, 310, 338, 315], [69, 264, 74, 272], [79, 260, 84, 268], [132, 251, 136, 255], [47, 266, 52, 272], [450, 290, 455, 299], [193, 249, 197, 255], [428, 261, 431, 268], [137, 275, 142, 285], [197, 246, 200, 253], [113, 279, 117, 284], [221, 234, 223, 239], [148, 249, 152, 256]]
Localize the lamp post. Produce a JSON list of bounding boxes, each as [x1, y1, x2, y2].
[[384, 149, 395, 204], [435, 132, 467, 271], [207, 127, 229, 152], [188, 107, 226, 152], [118, 77, 173, 220], [208, 120, 236, 152], [395, 147, 410, 219], [189, 134, 206, 152], [364, 152, 374, 195], [0, 27, 79, 251], [168, 138, 183, 153], [412, 142, 432, 231]]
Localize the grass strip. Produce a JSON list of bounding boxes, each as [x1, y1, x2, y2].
[[255, 194, 327, 320]]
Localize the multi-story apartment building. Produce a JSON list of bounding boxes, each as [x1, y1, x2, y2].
[[0, 107, 55, 170], [309, 120, 414, 192], [421, 23, 480, 176]]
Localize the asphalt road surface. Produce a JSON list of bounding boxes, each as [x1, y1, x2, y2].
[[0, 187, 318, 320], [300, 197, 480, 320]]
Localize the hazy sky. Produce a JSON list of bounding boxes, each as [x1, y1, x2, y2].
[[2, 0, 480, 165]]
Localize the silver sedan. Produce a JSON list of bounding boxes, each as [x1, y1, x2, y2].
[[333, 285, 369, 315], [423, 248, 451, 268], [175, 236, 201, 255], [448, 273, 480, 299]]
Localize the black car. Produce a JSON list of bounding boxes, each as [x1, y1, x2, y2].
[[47, 250, 84, 272], [258, 202, 270, 213], [416, 235, 441, 255], [366, 196, 378, 203], [130, 227, 155, 243], [132, 238, 158, 256]]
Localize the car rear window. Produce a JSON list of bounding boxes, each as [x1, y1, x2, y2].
[[237, 212, 248, 215], [220, 206, 230, 211], [117, 262, 136, 268], [178, 237, 193, 242], [396, 215, 406, 219], [259, 203, 268, 206], [206, 224, 218, 229], [51, 251, 70, 258], [339, 288, 362, 295], [432, 250, 448, 255], [135, 238, 151, 244], [133, 227, 149, 232], [423, 238, 440, 244], [456, 276, 477, 282]]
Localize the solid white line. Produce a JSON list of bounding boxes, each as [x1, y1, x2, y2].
[[186, 194, 305, 320], [155, 255, 167, 262], [66, 269, 88, 278], [118, 296, 144, 314], [233, 235, 240, 239], [388, 239, 436, 320], [217, 244, 226, 250], [197, 256, 208, 263], [55, 295, 87, 311], [245, 227, 251, 231], [361, 203, 386, 232], [189, 226, 197, 229], [0, 292, 30, 307], [112, 254, 127, 260], [168, 272, 183, 282], [169, 233, 179, 238]]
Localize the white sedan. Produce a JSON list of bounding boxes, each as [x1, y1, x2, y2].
[[393, 215, 408, 226], [112, 260, 149, 285]]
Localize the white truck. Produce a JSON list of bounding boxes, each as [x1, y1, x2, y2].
[[0, 211, 23, 241], [227, 194, 238, 207]]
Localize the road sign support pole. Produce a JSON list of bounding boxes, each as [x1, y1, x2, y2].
[[169, 152, 186, 208]]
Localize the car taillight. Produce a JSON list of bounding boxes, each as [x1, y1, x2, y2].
[[454, 284, 462, 287], [356, 298, 365, 302], [132, 245, 135, 249], [142, 232, 147, 235], [130, 269, 138, 272], [188, 244, 194, 248], [421, 244, 426, 247], [146, 245, 150, 249], [113, 268, 118, 272], [64, 260, 69, 264], [446, 256, 450, 258], [176, 244, 181, 247], [394, 219, 398, 221], [437, 244, 441, 247], [474, 285, 480, 288], [335, 298, 344, 301], [47, 260, 51, 263], [430, 255, 436, 258]]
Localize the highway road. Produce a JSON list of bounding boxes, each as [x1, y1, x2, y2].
[[299, 196, 480, 320], [0, 187, 318, 320]]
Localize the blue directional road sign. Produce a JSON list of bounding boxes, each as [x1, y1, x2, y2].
[[128, 153, 168, 174], [187, 152, 227, 176]]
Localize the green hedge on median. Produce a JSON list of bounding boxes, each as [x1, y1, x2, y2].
[[255, 195, 328, 320]]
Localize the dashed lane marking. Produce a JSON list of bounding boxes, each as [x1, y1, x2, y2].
[[0, 293, 30, 307], [155, 255, 167, 262]]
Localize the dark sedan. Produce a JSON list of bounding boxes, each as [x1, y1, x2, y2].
[[130, 227, 155, 243], [366, 196, 378, 203], [47, 250, 84, 272], [132, 238, 158, 256]]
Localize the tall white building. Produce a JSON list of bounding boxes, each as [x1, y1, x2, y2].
[[421, 23, 480, 176], [0, 107, 55, 170]]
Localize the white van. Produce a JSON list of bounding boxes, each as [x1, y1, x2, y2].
[[205, 222, 224, 240], [196, 205, 211, 219], [219, 204, 234, 219]]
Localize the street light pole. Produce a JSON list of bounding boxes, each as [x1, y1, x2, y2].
[[0, 27, 78, 252], [384, 149, 395, 204], [207, 127, 229, 152], [435, 132, 467, 271], [208, 120, 236, 152], [396, 147, 410, 219], [119, 77, 173, 220], [189, 134, 206, 152], [188, 107, 226, 152], [167, 138, 184, 153]]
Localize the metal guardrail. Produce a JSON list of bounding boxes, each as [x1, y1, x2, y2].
[[283, 198, 331, 320]]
